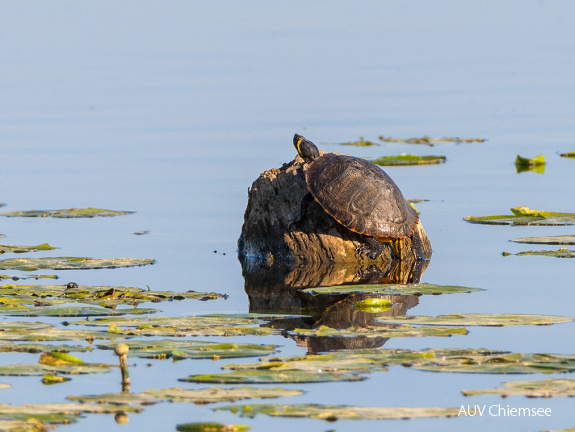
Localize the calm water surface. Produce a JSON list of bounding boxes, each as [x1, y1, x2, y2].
[[1, 2, 574, 431]]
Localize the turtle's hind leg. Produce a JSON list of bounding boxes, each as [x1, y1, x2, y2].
[[357, 236, 387, 259]]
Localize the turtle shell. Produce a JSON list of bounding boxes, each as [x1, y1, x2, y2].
[[305, 153, 418, 239]]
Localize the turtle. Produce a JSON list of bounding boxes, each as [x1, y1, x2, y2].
[[292, 133, 424, 261]]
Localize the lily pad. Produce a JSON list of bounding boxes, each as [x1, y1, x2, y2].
[[413, 352, 575, 374], [463, 377, 575, 397], [0, 274, 59, 281], [0, 362, 110, 376], [515, 154, 546, 173], [215, 404, 460, 420], [42, 375, 71, 385], [0, 402, 140, 425], [0, 244, 57, 254], [503, 249, 575, 258], [96, 339, 277, 360], [0, 257, 155, 271], [464, 206, 575, 226], [68, 314, 278, 337], [378, 135, 486, 145], [302, 282, 483, 296], [223, 348, 575, 376], [0, 283, 225, 307], [338, 138, 378, 146], [177, 424, 250, 432], [181, 370, 366, 384], [0, 342, 89, 354], [371, 154, 446, 166], [0, 323, 118, 342], [376, 313, 573, 327], [510, 235, 575, 245], [0, 208, 133, 218], [515, 154, 546, 167], [290, 325, 467, 338], [0, 305, 158, 317], [69, 386, 302, 405]]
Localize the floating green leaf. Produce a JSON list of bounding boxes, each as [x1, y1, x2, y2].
[[515, 154, 546, 173], [0, 305, 158, 317], [0, 402, 140, 425], [224, 352, 390, 375], [338, 138, 378, 146], [42, 375, 71, 385], [0, 274, 59, 281], [0, 323, 117, 342], [464, 206, 575, 226], [378, 135, 486, 145], [181, 370, 365, 384], [0, 419, 47, 431], [371, 154, 446, 166], [290, 325, 467, 338], [0, 283, 225, 306], [560, 152, 575, 158], [0, 257, 155, 271], [413, 352, 575, 374], [510, 235, 575, 245], [0, 244, 57, 254], [503, 249, 575, 258], [0, 362, 110, 376], [515, 154, 546, 167], [0, 208, 133, 218], [69, 386, 302, 405], [177, 424, 251, 432], [376, 313, 573, 327], [463, 377, 575, 397], [68, 314, 278, 337], [96, 339, 277, 360], [302, 282, 483, 296], [0, 342, 89, 354], [222, 348, 575, 376], [216, 403, 460, 420]]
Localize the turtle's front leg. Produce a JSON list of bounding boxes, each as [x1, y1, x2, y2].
[[290, 192, 315, 230]]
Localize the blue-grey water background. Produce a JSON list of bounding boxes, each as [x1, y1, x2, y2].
[[1, 2, 574, 431]]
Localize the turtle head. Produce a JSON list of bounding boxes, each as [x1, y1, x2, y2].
[[293, 134, 320, 164]]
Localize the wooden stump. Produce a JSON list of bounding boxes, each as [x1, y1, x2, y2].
[[238, 153, 432, 286]]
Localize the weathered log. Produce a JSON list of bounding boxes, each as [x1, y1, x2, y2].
[[238, 153, 432, 285]]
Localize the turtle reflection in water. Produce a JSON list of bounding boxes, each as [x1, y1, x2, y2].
[[293, 134, 425, 262]]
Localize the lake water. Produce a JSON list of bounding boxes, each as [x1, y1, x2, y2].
[[1, 2, 575, 431]]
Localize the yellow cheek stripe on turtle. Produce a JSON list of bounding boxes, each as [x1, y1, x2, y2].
[[296, 137, 304, 157]]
